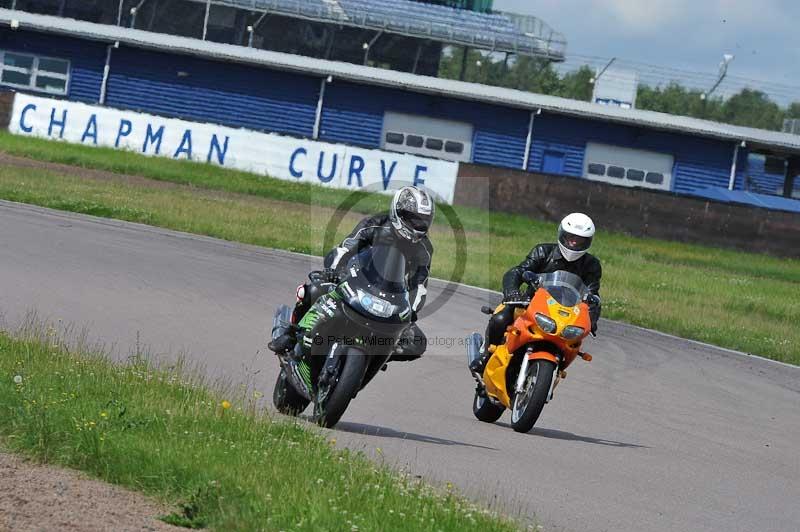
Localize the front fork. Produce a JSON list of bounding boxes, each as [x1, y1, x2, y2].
[[516, 349, 562, 404]]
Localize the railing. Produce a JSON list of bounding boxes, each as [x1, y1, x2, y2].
[[209, 0, 567, 59]]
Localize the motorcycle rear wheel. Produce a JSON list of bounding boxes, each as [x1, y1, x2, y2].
[[510, 359, 555, 433], [312, 348, 368, 428], [472, 390, 505, 423], [273, 368, 310, 416]]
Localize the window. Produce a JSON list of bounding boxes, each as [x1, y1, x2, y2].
[[385, 132, 404, 145], [425, 138, 444, 151], [646, 172, 664, 185], [588, 163, 606, 176], [405, 135, 424, 148], [444, 141, 464, 154], [626, 169, 645, 182], [0, 51, 70, 95], [607, 166, 625, 179]]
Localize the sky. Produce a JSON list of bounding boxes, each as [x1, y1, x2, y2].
[[494, 0, 800, 104]]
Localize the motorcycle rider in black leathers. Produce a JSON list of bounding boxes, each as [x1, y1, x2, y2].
[[470, 212, 602, 374], [269, 185, 435, 362]]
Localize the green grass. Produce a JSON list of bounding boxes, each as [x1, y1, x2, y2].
[[0, 131, 798, 365], [0, 328, 520, 531]]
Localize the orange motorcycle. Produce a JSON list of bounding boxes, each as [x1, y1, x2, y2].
[[466, 271, 594, 433]]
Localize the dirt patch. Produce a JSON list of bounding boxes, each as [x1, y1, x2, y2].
[[0, 453, 185, 532]]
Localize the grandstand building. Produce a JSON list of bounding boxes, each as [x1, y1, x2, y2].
[[0, 5, 798, 211], [0, 0, 565, 78]]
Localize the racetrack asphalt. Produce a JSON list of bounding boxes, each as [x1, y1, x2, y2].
[[1, 199, 798, 532]]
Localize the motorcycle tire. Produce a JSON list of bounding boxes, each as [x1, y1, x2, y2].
[[273, 368, 310, 416], [312, 348, 368, 428], [472, 390, 505, 423], [510, 359, 556, 433]]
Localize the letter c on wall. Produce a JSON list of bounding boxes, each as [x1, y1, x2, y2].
[[20, 103, 36, 133], [290, 147, 307, 178]]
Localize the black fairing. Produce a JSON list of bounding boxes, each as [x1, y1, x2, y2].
[[337, 245, 412, 325]]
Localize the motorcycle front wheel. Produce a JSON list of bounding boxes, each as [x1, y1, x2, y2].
[[510, 359, 555, 433], [273, 368, 311, 416], [312, 348, 368, 428]]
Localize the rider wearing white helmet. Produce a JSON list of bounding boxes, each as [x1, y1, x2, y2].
[[269, 186, 435, 362], [470, 213, 602, 373]]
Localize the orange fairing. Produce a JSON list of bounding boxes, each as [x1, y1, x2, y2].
[[527, 351, 559, 364], [482, 285, 591, 408]]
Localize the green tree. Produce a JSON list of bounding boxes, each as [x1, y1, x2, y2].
[[438, 50, 795, 132], [717, 89, 784, 130]]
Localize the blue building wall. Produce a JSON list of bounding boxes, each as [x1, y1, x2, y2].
[[320, 80, 530, 168], [0, 29, 106, 103], [742, 154, 800, 196], [105, 47, 320, 138], [530, 113, 738, 194]]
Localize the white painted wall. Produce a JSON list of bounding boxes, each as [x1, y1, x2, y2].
[[10, 93, 459, 203]]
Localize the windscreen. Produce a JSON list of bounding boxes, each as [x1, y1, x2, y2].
[[538, 271, 588, 307], [356, 245, 408, 294]]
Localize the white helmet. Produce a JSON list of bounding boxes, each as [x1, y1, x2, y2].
[[390, 186, 434, 242], [558, 213, 595, 262]]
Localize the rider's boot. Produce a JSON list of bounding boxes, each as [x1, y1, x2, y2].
[[469, 339, 489, 375]]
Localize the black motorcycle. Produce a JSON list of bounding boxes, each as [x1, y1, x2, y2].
[[270, 245, 413, 428]]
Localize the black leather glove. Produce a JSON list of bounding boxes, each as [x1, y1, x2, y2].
[[321, 267, 339, 283], [503, 289, 523, 303], [586, 294, 601, 334]]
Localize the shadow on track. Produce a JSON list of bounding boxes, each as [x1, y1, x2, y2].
[[496, 423, 648, 448], [335, 421, 498, 450]]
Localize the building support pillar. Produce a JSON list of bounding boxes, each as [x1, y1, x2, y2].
[[728, 141, 742, 191], [247, 11, 269, 47], [522, 108, 539, 172], [363, 31, 383, 66], [784, 156, 800, 198], [458, 46, 469, 81], [312, 76, 329, 140], [98, 43, 116, 106], [202, 0, 211, 40], [412, 41, 425, 74]]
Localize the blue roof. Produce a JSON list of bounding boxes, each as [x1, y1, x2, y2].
[[693, 187, 800, 213]]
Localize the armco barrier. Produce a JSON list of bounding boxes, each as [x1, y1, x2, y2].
[[455, 163, 800, 258], [6, 93, 459, 203]]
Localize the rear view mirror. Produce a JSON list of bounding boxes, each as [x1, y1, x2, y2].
[[480, 306, 494, 315]]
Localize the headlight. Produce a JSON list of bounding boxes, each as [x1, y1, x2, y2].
[[534, 313, 557, 334], [357, 289, 395, 318], [562, 325, 585, 340]]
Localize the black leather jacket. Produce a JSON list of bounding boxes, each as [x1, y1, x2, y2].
[[503, 243, 602, 301], [323, 214, 434, 313]]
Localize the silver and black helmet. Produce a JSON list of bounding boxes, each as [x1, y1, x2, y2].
[[390, 186, 435, 242]]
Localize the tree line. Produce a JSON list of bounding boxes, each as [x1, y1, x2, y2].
[[438, 49, 800, 132]]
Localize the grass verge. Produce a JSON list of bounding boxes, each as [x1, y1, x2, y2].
[[0, 131, 798, 365], [0, 327, 519, 531]]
